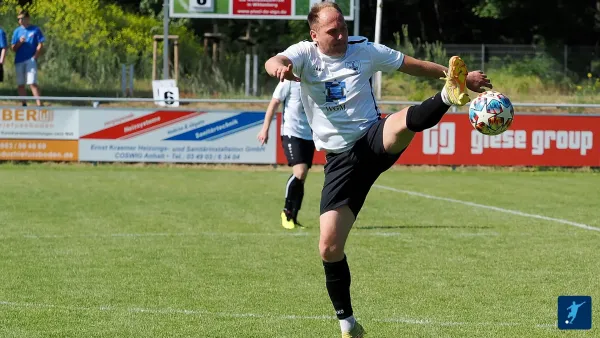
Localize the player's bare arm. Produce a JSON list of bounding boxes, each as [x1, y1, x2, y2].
[[33, 42, 43, 60], [257, 98, 281, 145], [265, 55, 300, 82], [398, 55, 492, 92], [11, 37, 24, 52]]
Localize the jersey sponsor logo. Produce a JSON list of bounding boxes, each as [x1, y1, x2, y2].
[[344, 60, 361, 73], [324, 104, 346, 112], [325, 81, 346, 102]]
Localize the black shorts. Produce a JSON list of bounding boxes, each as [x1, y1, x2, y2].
[[320, 117, 406, 217], [281, 135, 315, 168]]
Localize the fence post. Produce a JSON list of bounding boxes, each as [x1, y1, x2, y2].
[[245, 52, 251, 97], [121, 64, 134, 97], [129, 64, 134, 97], [252, 46, 258, 96], [481, 44, 485, 72], [121, 64, 126, 97]]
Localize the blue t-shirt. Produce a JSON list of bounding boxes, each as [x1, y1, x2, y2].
[[12, 25, 45, 63], [0, 28, 7, 50]]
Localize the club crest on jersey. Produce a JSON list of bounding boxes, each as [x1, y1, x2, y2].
[[325, 81, 347, 103], [345, 60, 361, 73]]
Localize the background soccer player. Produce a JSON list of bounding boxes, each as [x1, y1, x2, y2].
[[11, 10, 45, 107], [258, 79, 315, 229]]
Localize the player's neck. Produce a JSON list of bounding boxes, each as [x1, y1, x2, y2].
[[317, 46, 347, 60]]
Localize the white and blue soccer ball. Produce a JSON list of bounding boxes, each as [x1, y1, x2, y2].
[[468, 91, 515, 135]]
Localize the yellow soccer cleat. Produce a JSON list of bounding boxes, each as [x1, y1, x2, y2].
[[281, 211, 296, 229], [342, 322, 366, 338], [441, 56, 470, 106]]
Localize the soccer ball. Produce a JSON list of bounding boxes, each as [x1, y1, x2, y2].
[[468, 91, 515, 135]]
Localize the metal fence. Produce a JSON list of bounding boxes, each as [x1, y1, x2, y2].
[[1, 95, 599, 113], [442, 44, 599, 74]]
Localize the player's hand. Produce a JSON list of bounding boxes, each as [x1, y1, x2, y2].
[[274, 64, 300, 82], [466, 70, 492, 92], [19, 36, 25, 43], [257, 128, 269, 145]]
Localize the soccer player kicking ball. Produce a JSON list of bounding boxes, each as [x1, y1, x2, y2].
[[265, 2, 492, 337], [258, 79, 315, 229]]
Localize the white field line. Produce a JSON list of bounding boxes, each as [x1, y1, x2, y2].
[[0, 300, 554, 329], [5, 231, 502, 240], [4, 232, 310, 240], [374, 184, 600, 232]]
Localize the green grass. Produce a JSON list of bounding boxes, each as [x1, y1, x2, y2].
[[0, 164, 599, 337]]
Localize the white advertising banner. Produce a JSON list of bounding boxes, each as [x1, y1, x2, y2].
[[78, 109, 276, 163], [0, 107, 79, 140]]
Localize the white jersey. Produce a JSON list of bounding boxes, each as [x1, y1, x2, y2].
[[272, 80, 312, 140], [279, 36, 404, 153]]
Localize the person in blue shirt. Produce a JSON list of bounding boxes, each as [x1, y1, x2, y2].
[[11, 10, 44, 107], [0, 27, 7, 83]]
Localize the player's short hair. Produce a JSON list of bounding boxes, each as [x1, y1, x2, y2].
[[308, 1, 343, 30], [18, 10, 30, 18]]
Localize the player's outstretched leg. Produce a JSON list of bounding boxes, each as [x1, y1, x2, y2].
[[383, 56, 470, 154], [320, 206, 366, 337]]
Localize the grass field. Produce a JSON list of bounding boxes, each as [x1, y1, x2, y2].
[[0, 164, 599, 337]]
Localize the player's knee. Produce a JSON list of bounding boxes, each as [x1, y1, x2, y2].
[[385, 110, 409, 134], [319, 235, 345, 261], [292, 164, 309, 181], [319, 241, 344, 262], [383, 110, 415, 153]]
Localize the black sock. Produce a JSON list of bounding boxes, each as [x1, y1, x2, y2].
[[290, 179, 304, 221], [284, 175, 304, 221], [323, 255, 353, 319], [405, 92, 450, 132]]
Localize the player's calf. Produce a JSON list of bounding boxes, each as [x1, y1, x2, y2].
[[405, 92, 450, 132], [284, 174, 303, 221], [383, 91, 452, 154]]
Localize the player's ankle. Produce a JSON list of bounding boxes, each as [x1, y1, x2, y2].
[[339, 315, 356, 332], [441, 86, 453, 106]]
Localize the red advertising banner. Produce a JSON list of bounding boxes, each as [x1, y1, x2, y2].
[[276, 113, 600, 167], [232, 0, 292, 16]]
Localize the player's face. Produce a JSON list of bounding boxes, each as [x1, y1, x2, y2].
[[18, 15, 29, 26], [310, 8, 348, 57]]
